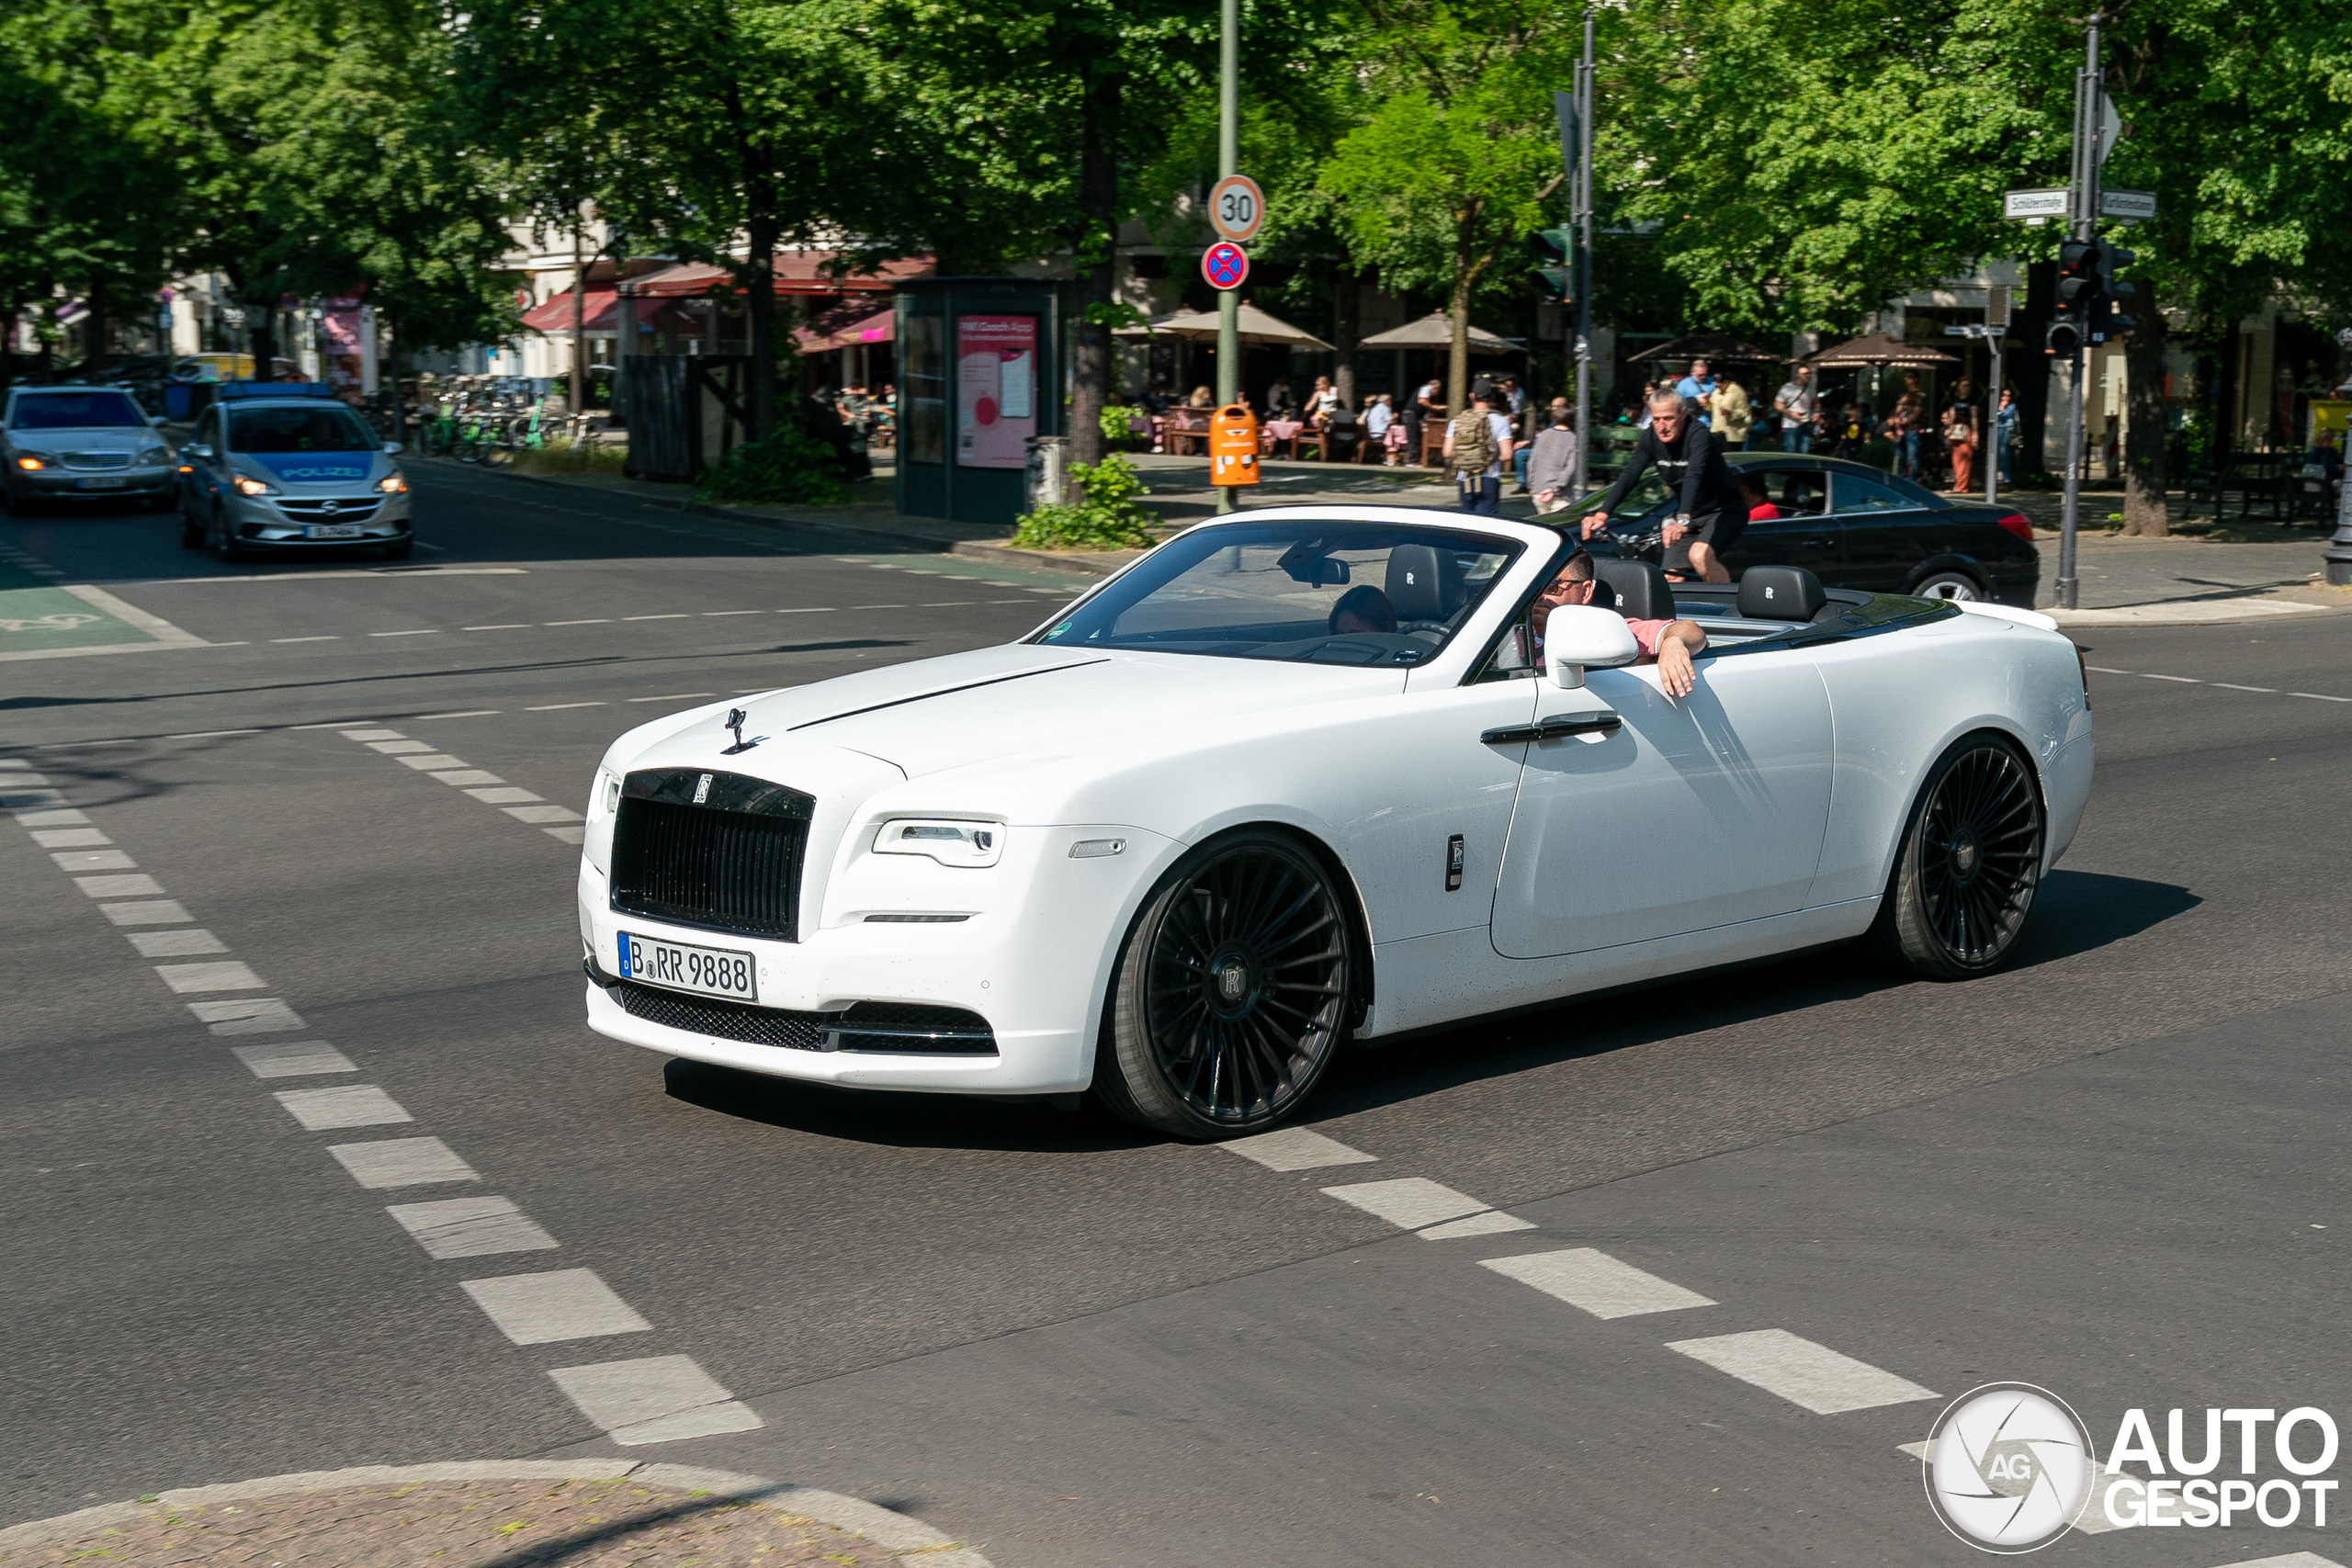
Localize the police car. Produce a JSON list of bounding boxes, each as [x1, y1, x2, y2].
[[177, 383, 413, 560]]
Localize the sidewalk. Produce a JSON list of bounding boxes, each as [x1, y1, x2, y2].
[[0, 1462, 991, 1567]]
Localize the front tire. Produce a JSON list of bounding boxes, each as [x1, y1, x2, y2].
[[1095, 831, 1353, 1139], [1870, 734, 2045, 979]]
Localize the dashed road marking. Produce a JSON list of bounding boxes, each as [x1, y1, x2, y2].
[[370, 739, 436, 753], [403, 754, 474, 771], [1221, 1126, 1378, 1171], [328, 1136, 480, 1189], [1416, 1211, 1537, 1239], [52, 849, 135, 871], [128, 928, 228, 957], [528, 702, 606, 711], [546, 1355, 764, 1445], [188, 997, 306, 1034], [369, 629, 440, 637], [154, 960, 267, 993], [545, 618, 610, 626], [2143, 673, 2199, 682], [505, 804, 583, 825], [275, 1085, 413, 1131], [1321, 1177, 1493, 1230], [2293, 693, 2352, 703], [462, 1269, 653, 1345], [465, 786, 542, 804], [1665, 1328, 1938, 1415], [77, 873, 164, 897], [628, 692, 716, 703], [415, 709, 502, 719], [624, 614, 689, 621], [1480, 1248, 1718, 1318], [232, 1040, 357, 1078], [273, 636, 341, 643], [101, 898, 193, 925], [32, 829, 110, 847], [2213, 683, 2276, 693], [464, 624, 532, 630], [388, 1197, 559, 1259], [431, 770, 506, 786]]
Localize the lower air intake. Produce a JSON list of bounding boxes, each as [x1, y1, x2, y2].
[[596, 971, 996, 1055]]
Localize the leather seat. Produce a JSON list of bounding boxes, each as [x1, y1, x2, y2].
[[1736, 565, 1826, 621], [1385, 545, 1460, 622], [1594, 558, 1677, 621]]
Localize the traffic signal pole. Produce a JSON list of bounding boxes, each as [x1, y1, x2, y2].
[[2057, 13, 2103, 611], [1573, 6, 1595, 500], [1216, 0, 1240, 516]]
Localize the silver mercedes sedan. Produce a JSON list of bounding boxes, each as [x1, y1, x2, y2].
[[1, 385, 176, 513]]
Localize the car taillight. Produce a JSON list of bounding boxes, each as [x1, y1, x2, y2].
[[1996, 513, 2033, 543]]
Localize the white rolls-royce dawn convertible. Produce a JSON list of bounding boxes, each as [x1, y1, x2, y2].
[[577, 509, 2092, 1138]]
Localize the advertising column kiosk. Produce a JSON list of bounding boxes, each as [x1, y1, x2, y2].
[[893, 279, 1063, 528]]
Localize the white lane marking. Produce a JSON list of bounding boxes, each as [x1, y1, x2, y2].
[[232, 1040, 357, 1077], [1321, 1177, 1491, 1230], [328, 1136, 479, 1188], [2213, 683, 2277, 693], [2188, 1552, 2345, 1565], [154, 960, 267, 994], [545, 826, 587, 844], [128, 928, 228, 957], [1898, 1438, 2134, 1534], [31, 829, 111, 847], [76, 873, 165, 898], [702, 610, 764, 616], [850, 604, 908, 610], [463, 624, 533, 630], [290, 720, 379, 729], [2142, 673, 2199, 682], [413, 709, 502, 720], [188, 998, 306, 1034], [1418, 1211, 1537, 1239], [544, 618, 611, 626], [527, 702, 606, 711], [1481, 1247, 1717, 1316], [52, 849, 135, 871], [624, 614, 689, 621], [166, 729, 262, 739], [775, 607, 836, 614], [919, 601, 975, 607], [627, 692, 716, 702], [2292, 692, 2352, 702], [462, 1269, 653, 1344], [546, 1355, 764, 1444], [465, 786, 543, 804], [368, 629, 440, 637], [14, 807, 91, 827], [369, 739, 435, 753], [431, 770, 506, 786], [1665, 1328, 1938, 1414], [101, 899, 193, 925], [387, 1197, 559, 1259], [402, 755, 472, 771], [340, 728, 407, 740], [0, 758, 29, 768], [1220, 1126, 1378, 1171], [506, 805, 584, 824], [275, 1085, 413, 1130], [2086, 666, 2130, 674], [1, 771, 52, 784], [272, 636, 341, 643]]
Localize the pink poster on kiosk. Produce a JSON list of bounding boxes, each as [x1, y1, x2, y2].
[[956, 314, 1036, 469]]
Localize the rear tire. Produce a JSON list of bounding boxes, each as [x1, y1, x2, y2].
[[1908, 570, 1985, 603], [1869, 733, 2045, 979], [1093, 830, 1352, 1139]]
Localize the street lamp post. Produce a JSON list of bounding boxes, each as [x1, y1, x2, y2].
[[2325, 328, 2352, 586], [1571, 6, 1595, 500], [1215, 0, 1240, 515], [2055, 14, 2104, 612]]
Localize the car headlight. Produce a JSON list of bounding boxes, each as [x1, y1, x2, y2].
[[138, 446, 170, 466], [232, 474, 279, 497], [873, 818, 1004, 867], [15, 455, 48, 470], [378, 473, 408, 493], [587, 767, 621, 821]]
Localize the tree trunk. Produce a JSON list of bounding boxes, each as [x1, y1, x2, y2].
[[744, 214, 778, 444], [571, 224, 587, 418], [1067, 59, 1123, 495], [1331, 265, 1360, 412], [84, 275, 107, 380], [2012, 261, 2055, 480], [2120, 296, 2170, 536], [1446, 276, 1471, 418]]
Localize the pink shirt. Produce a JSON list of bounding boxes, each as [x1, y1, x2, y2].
[[1625, 617, 1675, 657]]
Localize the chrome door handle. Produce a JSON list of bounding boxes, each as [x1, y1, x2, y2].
[[1802, 536, 1835, 550], [1483, 714, 1622, 744]]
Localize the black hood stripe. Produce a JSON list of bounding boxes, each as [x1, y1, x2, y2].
[[786, 659, 1110, 732]]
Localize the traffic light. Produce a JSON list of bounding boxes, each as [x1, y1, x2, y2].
[[2047, 316, 2083, 357], [2089, 238, 2137, 341], [1528, 228, 1575, 302], [2055, 238, 2099, 314]]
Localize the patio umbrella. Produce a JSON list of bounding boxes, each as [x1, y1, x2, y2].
[[1805, 332, 1960, 369], [1354, 310, 1519, 355], [1114, 303, 1335, 351], [1626, 330, 1784, 365]]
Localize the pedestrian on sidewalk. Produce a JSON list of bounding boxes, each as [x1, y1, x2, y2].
[[1994, 386, 2018, 487], [1775, 366, 1818, 453], [1528, 401, 1580, 515], [1708, 374, 1754, 450], [1444, 388, 1514, 517], [1363, 393, 1396, 463], [1943, 378, 1982, 494], [1890, 371, 1927, 479], [1674, 358, 1718, 413]]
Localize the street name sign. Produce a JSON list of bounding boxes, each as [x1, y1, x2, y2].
[[1207, 176, 1265, 244], [2004, 187, 2072, 220], [2100, 188, 2158, 220], [1203, 243, 1250, 291]]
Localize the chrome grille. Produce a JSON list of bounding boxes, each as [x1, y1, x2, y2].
[[62, 451, 131, 469], [609, 768, 812, 940], [277, 498, 383, 522]]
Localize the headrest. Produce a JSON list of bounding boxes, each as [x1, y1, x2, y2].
[[1737, 565, 1826, 621], [1593, 558, 1678, 622], [1385, 545, 1455, 622]]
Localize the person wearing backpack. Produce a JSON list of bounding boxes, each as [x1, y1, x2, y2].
[[1442, 387, 1515, 515]]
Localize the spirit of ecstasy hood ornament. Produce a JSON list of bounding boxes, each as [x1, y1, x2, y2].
[[720, 706, 767, 755]]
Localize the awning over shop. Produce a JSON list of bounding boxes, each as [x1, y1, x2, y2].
[[631, 253, 935, 299], [517, 288, 700, 336], [794, 307, 896, 355], [1805, 332, 1959, 370]]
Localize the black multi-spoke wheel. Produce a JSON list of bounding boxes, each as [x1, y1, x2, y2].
[[1871, 734, 2045, 978], [1096, 831, 1353, 1138]]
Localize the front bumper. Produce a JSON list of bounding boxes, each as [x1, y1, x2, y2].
[[222, 490, 413, 546], [21, 466, 175, 499]]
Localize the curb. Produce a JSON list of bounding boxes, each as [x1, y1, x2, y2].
[[413, 457, 1124, 579], [0, 1461, 992, 1566]]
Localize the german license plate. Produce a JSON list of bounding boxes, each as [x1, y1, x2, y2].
[[77, 477, 127, 490], [616, 931, 757, 1001], [305, 524, 365, 538]]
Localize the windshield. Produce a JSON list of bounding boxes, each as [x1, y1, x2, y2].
[[227, 405, 379, 454], [11, 391, 147, 430], [1032, 521, 1521, 667]]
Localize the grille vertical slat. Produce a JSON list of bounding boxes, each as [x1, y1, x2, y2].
[[608, 770, 811, 941]]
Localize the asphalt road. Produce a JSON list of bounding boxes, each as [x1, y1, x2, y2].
[[5, 468, 2351, 1567]]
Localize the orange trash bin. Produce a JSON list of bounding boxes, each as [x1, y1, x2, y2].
[[1208, 404, 1261, 486]]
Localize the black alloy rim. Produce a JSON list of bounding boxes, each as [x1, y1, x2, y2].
[[1141, 846, 1349, 1124], [1918, 744, 2042, 964]]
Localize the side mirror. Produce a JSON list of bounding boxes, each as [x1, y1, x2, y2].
[[187, 443, 214, 459], [1544, 605, 1641, 689], [382, 440, 403, 454]]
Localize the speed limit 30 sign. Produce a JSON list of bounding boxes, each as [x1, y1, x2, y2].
[[1208, 175, 1265, 244]]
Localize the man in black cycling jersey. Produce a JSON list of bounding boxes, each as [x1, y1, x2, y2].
[[1581, 389, 1748, 582]]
